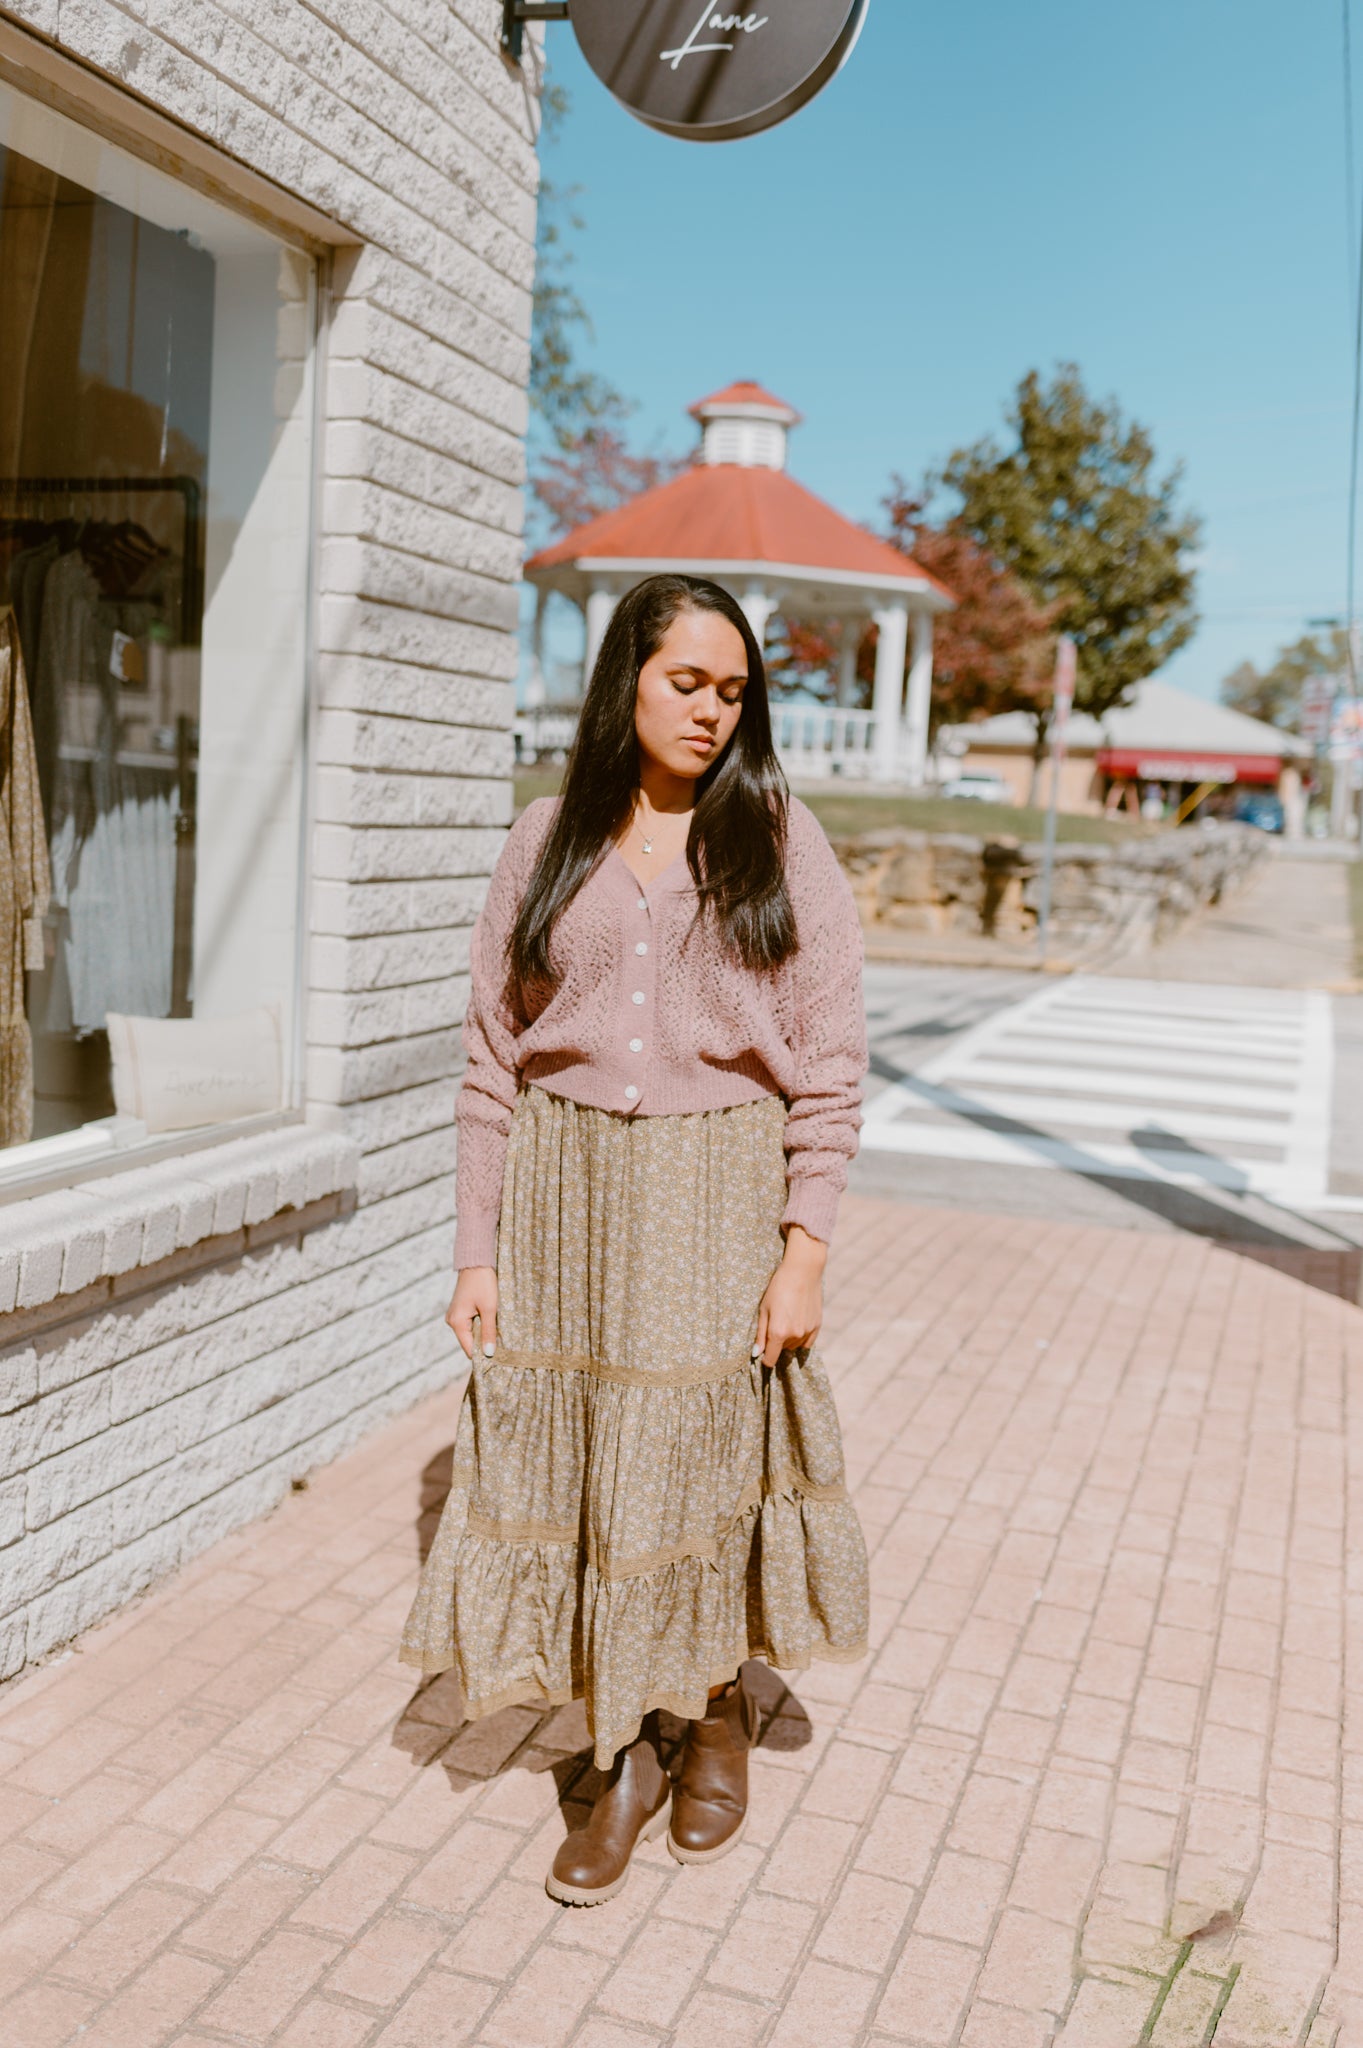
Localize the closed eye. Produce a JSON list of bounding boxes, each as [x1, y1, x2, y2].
[[671, 675, 746, 704]]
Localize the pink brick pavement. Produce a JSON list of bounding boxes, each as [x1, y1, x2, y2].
[[2, 1193, 1362, 2048]]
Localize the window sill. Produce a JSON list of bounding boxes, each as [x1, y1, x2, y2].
[[0, 1110, 298, 1203], [0, 1123, 360, 1319]]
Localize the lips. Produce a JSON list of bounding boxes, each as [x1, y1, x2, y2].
[[684, 737, 715, 754]]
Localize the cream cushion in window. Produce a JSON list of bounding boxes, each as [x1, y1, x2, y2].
[[106, 1007, 283, 1133]]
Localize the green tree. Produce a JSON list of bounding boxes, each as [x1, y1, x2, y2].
[[942, 365, 1201, 779], [1220, 627, 1351, 733]]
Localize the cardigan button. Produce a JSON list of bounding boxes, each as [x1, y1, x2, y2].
[[635, 941, 648, 955], [631, 990, 645, 1005], [624, 1085, 639, 1102], [629, 1038, 643, 1052]]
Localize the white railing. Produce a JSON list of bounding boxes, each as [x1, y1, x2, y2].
[[514, 708, 579, 763], [514, 702, 916, 782], [770, 704, 877, 779]]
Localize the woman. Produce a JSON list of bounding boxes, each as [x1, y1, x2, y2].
[[401, 573, 869, 1907]]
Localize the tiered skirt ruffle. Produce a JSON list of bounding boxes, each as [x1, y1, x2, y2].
[[400, 1086, 868, 1765]]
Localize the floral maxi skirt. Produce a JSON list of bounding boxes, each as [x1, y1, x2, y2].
[[399, 1084, 870, 1766]]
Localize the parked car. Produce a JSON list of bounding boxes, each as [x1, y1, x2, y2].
[[941, 771, 1013, 804], [1233, 792, 1284, 834]]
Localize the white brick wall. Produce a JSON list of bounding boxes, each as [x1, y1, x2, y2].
[[0, 0, 537, 1678]]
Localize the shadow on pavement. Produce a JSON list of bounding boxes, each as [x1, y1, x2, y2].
[[870, 1052, 1363, 1306]]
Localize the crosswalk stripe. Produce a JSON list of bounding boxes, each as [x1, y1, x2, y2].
[[879, 1083, 1293, 1146], [952, 1058, 1295, 1102]]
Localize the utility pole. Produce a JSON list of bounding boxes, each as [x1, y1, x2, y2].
[[1330, 619, 1363, 839], [1036, 637, 1077, 965]]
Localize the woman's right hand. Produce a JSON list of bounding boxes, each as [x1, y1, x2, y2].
[[447, 1267, 498, 1361]]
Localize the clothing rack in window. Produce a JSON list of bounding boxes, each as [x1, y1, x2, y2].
[[0, 475, 203, 636], [0, 473, 203, 1018]]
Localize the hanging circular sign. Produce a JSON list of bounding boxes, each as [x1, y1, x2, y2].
[[568, 0, 869, 143]]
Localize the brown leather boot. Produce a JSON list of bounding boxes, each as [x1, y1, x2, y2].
[[546, 1714, 672, 1905], [668, 1673, 760, 1864]]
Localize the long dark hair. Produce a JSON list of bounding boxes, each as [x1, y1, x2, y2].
[[509, 573, 796, 994]]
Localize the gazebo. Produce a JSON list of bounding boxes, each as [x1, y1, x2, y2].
[[524, 382, 953, 783]]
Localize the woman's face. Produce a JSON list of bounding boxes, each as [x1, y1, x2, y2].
[[634, 607, 748, 782]]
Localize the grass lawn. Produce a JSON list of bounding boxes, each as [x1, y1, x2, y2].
[[794, 791, 1147, 845], [513, 766, 1148, 846], [514, 765, 572, 814]]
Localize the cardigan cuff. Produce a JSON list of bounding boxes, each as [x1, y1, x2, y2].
[[452, 1209, 499, 1272], [781, 1177, 841, 1247]]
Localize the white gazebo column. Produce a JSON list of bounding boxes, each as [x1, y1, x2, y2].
[[525, 584, 548, 709], [870, 602, 909, 782], [583, 585, 617, 679], [740, 583, 777, 649], [836, 621, 861, 707], [903, 609, 934, 788]]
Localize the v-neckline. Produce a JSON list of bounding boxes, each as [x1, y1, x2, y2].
[[610, 840, 687, 896]]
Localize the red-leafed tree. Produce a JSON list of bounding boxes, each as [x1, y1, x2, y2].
[[882, 481, 1057, 736], [530, 429, 691, 542], [765, 483, 1056, 733], [763, 616, 849, 700]]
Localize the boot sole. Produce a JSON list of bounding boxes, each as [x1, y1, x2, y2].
[[545, 1800, 671, 1906], [667, 1813, 747, 1865]]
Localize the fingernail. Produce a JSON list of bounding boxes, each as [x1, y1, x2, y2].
[[751, 1345, 762, 1359], [483, 1343, 495, 1358]]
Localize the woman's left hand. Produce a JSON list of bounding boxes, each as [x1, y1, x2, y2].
[[754, 1225, 827, 1368]]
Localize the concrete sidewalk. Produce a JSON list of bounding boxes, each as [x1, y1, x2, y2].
[[1104, 849, 1357, 991], [1, 1193, 1361, 2048]]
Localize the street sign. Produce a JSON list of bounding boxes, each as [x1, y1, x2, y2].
[[567, 0, 869, 142], [1300, 674, 1335, 748]]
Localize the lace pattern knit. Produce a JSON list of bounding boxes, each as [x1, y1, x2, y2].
[[453, 795, 866, 1268]]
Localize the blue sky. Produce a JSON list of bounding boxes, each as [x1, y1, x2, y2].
[[535, 0, 1357, 702]]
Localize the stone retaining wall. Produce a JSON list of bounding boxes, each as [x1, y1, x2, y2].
[[831, 825, 1268, 963]]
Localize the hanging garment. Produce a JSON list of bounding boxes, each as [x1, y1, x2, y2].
[[0, 608, 52, 1148], [6, 533, 60, 697], [47, 763, 175, 1032], [35, 546, 179, 1034]]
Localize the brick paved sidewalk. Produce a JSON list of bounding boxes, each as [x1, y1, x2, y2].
[[1, 1194, 1361, 2048]]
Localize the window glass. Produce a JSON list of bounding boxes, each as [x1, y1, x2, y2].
[[0, 86, 314, 1181]]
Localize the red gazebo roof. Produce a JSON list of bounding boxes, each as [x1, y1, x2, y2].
[[525, 462, 951, 597]]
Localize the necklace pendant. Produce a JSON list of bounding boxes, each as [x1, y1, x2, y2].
[[642, 837, 653, 855]]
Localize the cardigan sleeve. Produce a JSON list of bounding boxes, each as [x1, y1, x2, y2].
[[452, 800, 555, 1270], [779, 801, 867, 1247]]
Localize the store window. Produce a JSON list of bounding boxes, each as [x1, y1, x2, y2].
[[0, 85, 315, 1187]]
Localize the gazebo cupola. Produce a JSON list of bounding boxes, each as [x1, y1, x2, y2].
[[689, 380, 801, 472]]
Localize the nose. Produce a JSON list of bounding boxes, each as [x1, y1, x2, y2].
[[693, 688, 722, 727]]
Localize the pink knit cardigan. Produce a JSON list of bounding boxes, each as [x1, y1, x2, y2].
[[452, 795, 867, 1270]]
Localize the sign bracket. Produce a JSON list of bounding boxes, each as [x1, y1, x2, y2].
[[502, 1, 570, 62]]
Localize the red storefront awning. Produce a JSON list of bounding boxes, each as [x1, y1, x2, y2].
[[1096, 749, 1282, 787]]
